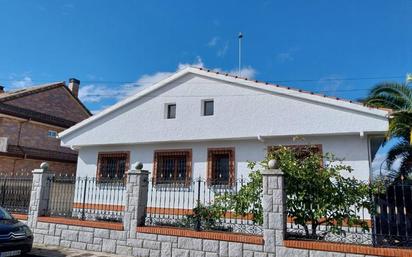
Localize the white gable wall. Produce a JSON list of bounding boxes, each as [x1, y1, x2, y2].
[[60, 73, 387, 147]]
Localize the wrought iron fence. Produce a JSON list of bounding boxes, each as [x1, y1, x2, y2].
[[145, 176, 263, 235], [0, 173, 33, 214], [45, 175, 125, 222], [285, 183, 412, 248]]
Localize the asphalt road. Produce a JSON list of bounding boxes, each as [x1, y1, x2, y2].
[[23, 244, 129, 257]]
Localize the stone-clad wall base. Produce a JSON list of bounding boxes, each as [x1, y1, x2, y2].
[[33, 222, 128, 255]]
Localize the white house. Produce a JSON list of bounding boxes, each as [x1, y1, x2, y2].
[[59, 67, 388, 187]]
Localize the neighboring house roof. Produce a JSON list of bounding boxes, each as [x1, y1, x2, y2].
[[0, 103, 76, 128], [0, 82, 92, 116], [0, 145, 77, 163], [60, 67, 389, 140]]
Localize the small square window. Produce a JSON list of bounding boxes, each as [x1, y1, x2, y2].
[[167, 104, 176, 119], [203, 100, 214, 116], [47, 130, 58, 138]]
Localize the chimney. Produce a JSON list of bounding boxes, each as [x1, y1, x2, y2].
[[0, 85, 4, 94], [68, 78, 80, 97]]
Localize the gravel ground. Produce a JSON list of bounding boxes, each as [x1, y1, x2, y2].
[[23, 244, 129, 257]]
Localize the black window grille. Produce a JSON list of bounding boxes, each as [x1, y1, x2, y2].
[[154, 150, 191, 185], [208, 148, 234, 186], [97, 152, 129, 180]]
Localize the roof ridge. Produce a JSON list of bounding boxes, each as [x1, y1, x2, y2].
[[0, 82, 65, 102], [194, 66, 363, 107]]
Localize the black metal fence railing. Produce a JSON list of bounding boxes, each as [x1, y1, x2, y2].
[[45, 175, 125, 222], [286, 183, 412, 248], [0, 173, 33, 214], [145, 177, 263, 235]]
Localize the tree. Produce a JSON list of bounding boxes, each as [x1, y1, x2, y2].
[[269, 146, 373, 238], [364, 82, 412, 180]]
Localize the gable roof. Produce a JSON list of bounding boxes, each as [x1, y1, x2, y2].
[[59, 67, 389, 139], [0, 82, 92, 116]]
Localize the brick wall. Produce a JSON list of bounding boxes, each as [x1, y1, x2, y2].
[[0, 157, 76, 175], [0, 117, 74, 152], [4, 86, 89, 123]]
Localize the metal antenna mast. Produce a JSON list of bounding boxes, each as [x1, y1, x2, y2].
[[238, 32, 243, 76]]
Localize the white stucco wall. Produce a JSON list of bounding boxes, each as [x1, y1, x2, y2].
[[60, 73, 388, 147], [76, 134, 371, 182]]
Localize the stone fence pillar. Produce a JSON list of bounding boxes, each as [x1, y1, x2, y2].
[[123, 163, 150, 239], [262, 160, 286, 254], [27, 162, 52, 229]]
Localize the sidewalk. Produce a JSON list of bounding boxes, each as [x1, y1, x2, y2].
[[26, 244, 130, 257]]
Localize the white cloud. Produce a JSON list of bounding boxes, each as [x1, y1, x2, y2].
[[78, 84, 117, 103], [208, 37, 219, 47], [217, 42, 229, 57], [10, 76, 33, 89], [79, 57, 256, 107], [79, 57, 205, 103], [277, 52, 294, 62], [318, 75, 345, 94]]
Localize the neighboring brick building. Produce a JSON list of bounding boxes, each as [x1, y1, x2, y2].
[[0, 79, 91, 175]]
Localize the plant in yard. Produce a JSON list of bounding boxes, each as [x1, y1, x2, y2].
[[269, 145, 375, 238], [364, 82, 412, 181], [213, 164, 263, 225]]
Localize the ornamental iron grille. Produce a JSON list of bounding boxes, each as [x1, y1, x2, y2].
[[0, 172, 33, 214], [145, 176, 262, 235]]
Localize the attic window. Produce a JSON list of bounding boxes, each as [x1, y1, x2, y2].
[[166, 104, 176, 119], [203, 100, 214, 116]]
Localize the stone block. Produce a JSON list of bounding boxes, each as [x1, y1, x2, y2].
[[158, 235, 178, 242], [35, 229, 49, 235], [255, 252, 268, 257], [276, 247, 309, 257], [189, 250, 205, 257], [346, 255, 365, 257], [309, 250, 346, 257], [178, 237, 202, 251], [205, 253, 218, 257], [87, 243, 102, 252], [43, 235, 59, 246], [59, 240, 71, 248], [263, 195, 273, 212], [110, 230, 127, 240], [243, 243, 263, 251], [128, 238, 143, 248], [102, 239, 117, 253], [133, 247, 150, 257], [116, 245, 133, 255], [137, 232, 157, 241], [93, 237, 102, 245], [149, 249, 161, 257], [143, 240, 161, 250], [61, 229, 78, 241], [219, 241, 228, 257], [33, 234, 44, 244], [228, 242, 242, 257], [94, 228, 110, 238], [78, 231, 94, 243], [263, 229, 276, 253], [161, 242, 172, 257], [56, 224, 68, 230], [243, 250, 254, 257], [71, 242, 87, 250], [203, 240, 219, 253], [36, 222, 49, 230], [172, 248, 189, 257]]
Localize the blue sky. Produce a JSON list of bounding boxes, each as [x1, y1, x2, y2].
[[0, 0, 411, 114]]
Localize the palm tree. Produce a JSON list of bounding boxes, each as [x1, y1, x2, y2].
[[364, 82, 412, 181]]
